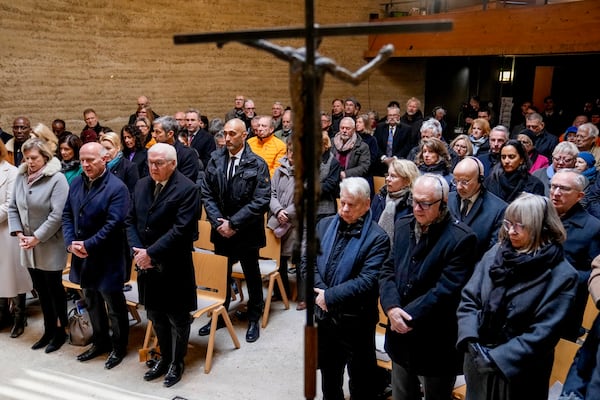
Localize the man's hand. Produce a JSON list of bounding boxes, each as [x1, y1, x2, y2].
[[387, 307, 413, 334], [70, 241, 88, 258], [314, 288, 328, 312], [217, 218, 236, 238], [132, 247, 153, 269]]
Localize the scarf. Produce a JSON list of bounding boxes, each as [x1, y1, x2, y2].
[[418, 161, 449, 176], [27, 165, 47, 185], [582, 166, 597, 182], [497, 170, 528, 203], [470, 135, 488, 156], [107, 151, 123, 170], [333, 132, 357, 154], [378, 186, 411, 242], [61, 159, 80, 173], [479, 241, 563, 345], [318, 211, 373, 286]]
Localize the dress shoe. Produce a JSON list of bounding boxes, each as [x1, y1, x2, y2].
[[144, 359, 170, 381], [31, 333, 52, 350], [104, 351, 126, 369], [246, 321, 260, 343], [296, 301, 307, 311], [198, 319, 225, 336], [45, 332, 67, 354], [163, 362, 184, 388], [77, 344, 110, 362]]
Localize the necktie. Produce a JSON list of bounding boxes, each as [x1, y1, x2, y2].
[[228, 156, 236, 180], [386, 126, 394, 157], [153, 183, 163, 200], [461, 198, 471, 220]]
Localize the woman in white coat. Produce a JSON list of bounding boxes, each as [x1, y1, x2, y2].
[[8, 138, 69, 352], [0, 141, 33, 331]]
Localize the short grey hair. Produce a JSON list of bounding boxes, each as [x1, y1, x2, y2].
[[526, 112, 543, 123], [340, 117, 356, 129], [154, 116, 178, 134], [339, 177, 370, 200], [414, 173, 449, 202], [579, 122, 599, 139], [420, 118, 442, 137], [148, 142, 178, 164], [552, 141, 579, 157], [553, 168, 587, 192], [490, 125, 509, 139]]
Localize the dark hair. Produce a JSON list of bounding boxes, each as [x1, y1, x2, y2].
[[120, 124, 144, 154], [495, 139, 532, 177], [57, 134, 83, 160], [200, 115, 209, 129]]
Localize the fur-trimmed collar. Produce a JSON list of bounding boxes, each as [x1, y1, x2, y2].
[[18, 156, 62, 177]]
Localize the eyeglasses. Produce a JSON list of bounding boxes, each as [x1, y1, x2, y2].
[[503, 219, 525, 233], [148, 159, 171, 168], [12, 125, 30, 131], [549, 184, 574, 194], [451, 177, 474, 187], [552, 156, 574, 164], [412, 198, 442, 210]]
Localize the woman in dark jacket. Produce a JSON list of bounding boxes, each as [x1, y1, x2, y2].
[[484, 139, 545, 203], [457, 193, 578, 400], [371, 159, 419, 243], [415, 137, 454, 186], [99, 132, 139, 194], [57, 134, 83, 185], [121, 125, 148, 178]]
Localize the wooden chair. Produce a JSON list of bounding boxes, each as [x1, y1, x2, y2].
[[550, 338, 581, 387], [138, 252, 240, 374], [375, 301, 392, 371], [373, 176, 386, 193], [582, 295, 598, 334], [194, 219, 215, 252], [232, 228, 290, 328]]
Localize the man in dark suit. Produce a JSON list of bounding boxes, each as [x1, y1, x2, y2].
[[152, 116, 201, 183], [379, 174, 477, 400], [186, 108, 216, 169], [126, 143, 199, 387], [200, 118, 271, 343], [449, 157, 507, 261], [550, 169, 600, 341], [373, 105, 412, 175], [309, 177, 390, 400], [62, 142, 130, 369]]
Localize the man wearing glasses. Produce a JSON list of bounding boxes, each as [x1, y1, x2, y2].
[[379, 173, 477, 400], [550, 169, 600, 341], [225, 94, 245, 122], [6, 117, 31, 165], [449, 157, 507, 261]]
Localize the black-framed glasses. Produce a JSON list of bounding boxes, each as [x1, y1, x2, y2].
[[412, 198, 442, 210], [502, 219, 525, 233]]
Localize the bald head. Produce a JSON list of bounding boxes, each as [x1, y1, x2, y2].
[[80, 142, 108, 180], [453, 157, 483, 199]]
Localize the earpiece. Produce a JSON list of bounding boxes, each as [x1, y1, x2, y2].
[[468, 156, 484, 183]]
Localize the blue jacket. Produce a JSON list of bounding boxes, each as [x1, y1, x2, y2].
[[63, 170, 129, 292], [448, 189, 507, 261]]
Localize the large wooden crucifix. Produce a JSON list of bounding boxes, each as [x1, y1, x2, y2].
[[174, 3, 451, 399]]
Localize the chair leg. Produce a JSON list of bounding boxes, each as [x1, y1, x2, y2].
[[128, 304, 141, 324], [262, 273, 277, 328], [275, 274, 290, 310], [138, 320, 158, 362]]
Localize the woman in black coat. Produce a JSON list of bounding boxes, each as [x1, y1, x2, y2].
[[484, 139, 545, 203], [99, 132, 139, 194], [457, 193, 578, 400], [121, 125, 148, 178]]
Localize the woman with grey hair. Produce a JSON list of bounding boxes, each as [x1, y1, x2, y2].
[[8, 138, 69, 351], [532, 141, 579, 196], [457, 193, 578, 400]]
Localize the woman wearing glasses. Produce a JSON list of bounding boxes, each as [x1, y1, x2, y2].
[[457, 193, 578, 400], [484, 139, 545, 203], [532, 141, 579, 196]]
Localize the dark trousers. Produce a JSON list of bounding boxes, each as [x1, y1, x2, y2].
[[83, 288, 129, 353], [317, 316, 378, 400], [29, 269, 67, 333], [392, 361, 455, 400], [563, 314, 600, 399], [147, 309, 191, 365], [224, 247, 264, 322]]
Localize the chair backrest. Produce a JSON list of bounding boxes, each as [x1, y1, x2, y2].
[[129, 259, 137, 283], [260, 228, 282, 261], [373, 176, 386, 193], [376, 301, 388, 336], [195, 220, 215, 251], [550, 338, 580, 385], [582, 294, 598, 332], [192, 252, 228, 303]]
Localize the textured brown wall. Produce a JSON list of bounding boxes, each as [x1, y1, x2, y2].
[[0, 0, 424, 132]]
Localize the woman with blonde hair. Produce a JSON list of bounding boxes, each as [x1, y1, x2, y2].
[[0, 140, 33, 331], [8, 138, 68, 350], [450, 134, 473, 161], [31, 123, 58, 154], [458, 193, 577, 400], [99, 132, 139, 194], [371, 159, 419, 242]]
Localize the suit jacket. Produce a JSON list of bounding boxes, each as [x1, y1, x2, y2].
[[125, 148, 148, 178], [174, 141, 200, 183], [373, 122, 412, 174], [108, 157, 139, 193], [448, 189, 507, 260], [201, 145, 270, 255], [126, 170, 198, 312], [63, 170, 129, 291], [379, 212, 478, 375], [189, 128, 216, 169]]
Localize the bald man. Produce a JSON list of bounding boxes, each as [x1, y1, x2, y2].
[[448, 157, 507, 261]]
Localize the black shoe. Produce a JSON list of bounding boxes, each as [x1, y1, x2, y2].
[[246, 321, 260, 343], [163, 363, 184, 388], [144, 359, 170, 381], [45, 332, 66, 354], [77, 344, 110, 362], [198, 319, 226, 336], [31, 333, 52, 350], [10, 318, 27, 338], [104, 351, 126, 369]]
